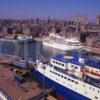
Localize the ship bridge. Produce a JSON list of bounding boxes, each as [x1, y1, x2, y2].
[[50, 53, 85, 72]]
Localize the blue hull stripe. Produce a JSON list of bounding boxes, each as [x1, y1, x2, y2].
[[32, 71, 90, 100]]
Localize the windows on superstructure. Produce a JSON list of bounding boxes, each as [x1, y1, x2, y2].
[[75, 66, 78, 69], [50, 70, 79, 84], [58, 62, 61, 65], [75, 81, 78, 84], [58, 74, 60, 76], [71, 65, 74, 67], [64, 77, 67, 79], [56, 62, 58, 64], [71, 80, 74, 82], [98, 90, 100, 93], [61, 75, 63, 78], [51, 64, 53, 67], [68, 78, 70, 81], [93, 88, 95, 91], [53, 61, 55, 63], [52, 71, 54, 74], [62, 64, 64, 66], [95, 96, 98, 99], [53, 60, 64, 67]]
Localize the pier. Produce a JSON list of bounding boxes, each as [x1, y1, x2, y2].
[[0, 54, 21, 64]]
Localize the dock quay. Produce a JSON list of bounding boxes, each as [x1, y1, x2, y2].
[[0, 54, 21, 64], [0, 54, 35, 67], [0, 55, 57, 100], [0, 38, 18, 43], [0, 64, 43, 100]]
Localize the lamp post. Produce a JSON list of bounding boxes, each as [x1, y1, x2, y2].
[[43, 67, 45, 100]]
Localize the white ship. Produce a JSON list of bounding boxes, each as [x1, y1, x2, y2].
[[43, 32, 82, 51], [33, 53, 100, 100], [16, 34, 34, 43]]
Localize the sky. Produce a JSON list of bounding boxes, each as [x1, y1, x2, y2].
[[0, 0, 100, 21]]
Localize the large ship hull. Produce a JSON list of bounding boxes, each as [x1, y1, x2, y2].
[[32, 70, 90, 100], [43, 41, 82, 51]]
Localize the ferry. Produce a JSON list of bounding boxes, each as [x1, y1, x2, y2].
[[43, 32, 82, 51], [32, 53, 100, 100]]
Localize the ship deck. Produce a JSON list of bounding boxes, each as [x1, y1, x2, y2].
[[0, 54, 21, 64], [54, 67, 100, 88]]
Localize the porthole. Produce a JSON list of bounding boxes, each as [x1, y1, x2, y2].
[[64, 77, 67, 79], [55, 72, 57, 75], [62, 64, 64, 66], [68, 78, 70, 81], [75, 82, 78, 84], [53, 61, 55, 63], [71, 65, 74, 67], [71, 80, 74, 82], [57, 73, 59, 75]]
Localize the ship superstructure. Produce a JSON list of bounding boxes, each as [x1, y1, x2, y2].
[[43, 32, 82, 51]]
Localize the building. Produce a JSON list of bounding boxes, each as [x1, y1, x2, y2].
[[96, 15, 100, 25]]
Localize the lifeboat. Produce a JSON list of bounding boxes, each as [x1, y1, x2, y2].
[[83, 68, 100, 80]]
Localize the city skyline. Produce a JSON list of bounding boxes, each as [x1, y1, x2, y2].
[[0, 0, 100, 21]]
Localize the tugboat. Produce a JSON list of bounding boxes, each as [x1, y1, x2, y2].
[[32, 53, 100, 100]]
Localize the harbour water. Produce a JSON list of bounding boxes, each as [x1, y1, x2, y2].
[[0, 41, 65, 62]]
